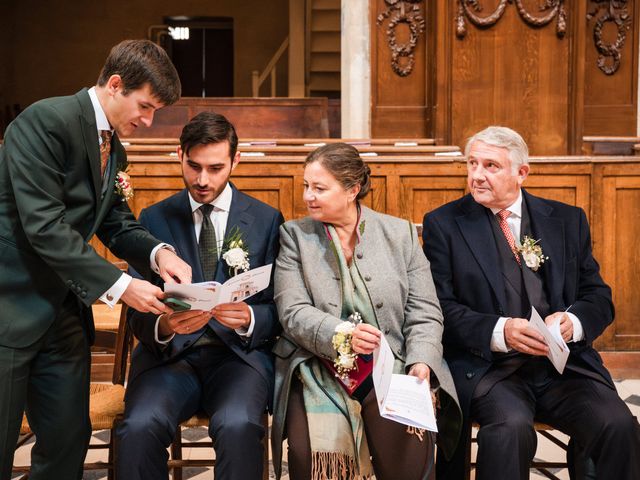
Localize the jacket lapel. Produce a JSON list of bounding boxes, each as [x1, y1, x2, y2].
[[76, 89, 102, 212], [523, 190, 565, 308], [455, 196, 508, 310], [215, 185, 255, 283]]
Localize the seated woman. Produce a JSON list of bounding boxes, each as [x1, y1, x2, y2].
[[271, 143, 462, 480]]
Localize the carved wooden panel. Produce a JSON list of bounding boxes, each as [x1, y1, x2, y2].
[[583, 0, 639, 137], [371, 0, 430, 138], [434, 0, 585, 155]]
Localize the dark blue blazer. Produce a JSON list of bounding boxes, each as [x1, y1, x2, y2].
[[422, 189, 614, 416], [127, 185, 284, 399]]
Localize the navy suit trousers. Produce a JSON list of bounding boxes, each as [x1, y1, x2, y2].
[[116, 345, 269, 480]]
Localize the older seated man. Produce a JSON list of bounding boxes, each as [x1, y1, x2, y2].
[[422, 126, 640, 480]]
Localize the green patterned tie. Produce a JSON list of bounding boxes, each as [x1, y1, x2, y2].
[[198, 204, 218, 280]]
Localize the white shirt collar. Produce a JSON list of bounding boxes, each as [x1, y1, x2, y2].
[[188, 182, 233, 214], [490, 189, 523, 218], [88, 86, 112, 134]]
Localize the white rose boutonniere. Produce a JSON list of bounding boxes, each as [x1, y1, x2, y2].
[[222, 239, 250, 276], [114, 171, 134, 201], [217, 226, 250, 276], [518, 235, 549, 272]]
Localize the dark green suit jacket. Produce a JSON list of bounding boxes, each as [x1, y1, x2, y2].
[[0, 88, 160, 348]]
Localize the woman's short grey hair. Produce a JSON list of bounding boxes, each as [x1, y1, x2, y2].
[[465, 126, 529, 173]]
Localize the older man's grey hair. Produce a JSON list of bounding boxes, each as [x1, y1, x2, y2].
[[465, 126, 529, 174]]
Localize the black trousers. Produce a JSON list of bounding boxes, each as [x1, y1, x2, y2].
[[465, 358, 640, 480], [0, 298, 91, 480], [116, 345, 269, 480]]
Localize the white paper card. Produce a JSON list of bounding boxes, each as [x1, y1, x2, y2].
[[529, 306, 570, 374], [372, 335, 438, 431], [164, 264, 272, 310]]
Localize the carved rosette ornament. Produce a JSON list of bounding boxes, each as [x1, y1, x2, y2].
[[587, 1, 631, 75], [377, 0, 426, 77], [456, 0, 567, 38]]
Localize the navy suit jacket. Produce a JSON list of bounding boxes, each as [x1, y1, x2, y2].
[[127, 185, 284, 400], [422, 189, 615, 416]]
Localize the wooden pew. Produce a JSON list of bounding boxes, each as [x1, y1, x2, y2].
[[122, 137, 438, 146], [583, 136, 640, 156], [121, 143, 461, 157], [129, 97, 331, 138]]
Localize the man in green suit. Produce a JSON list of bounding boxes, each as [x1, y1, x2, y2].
[[0, 40, 192, 480]]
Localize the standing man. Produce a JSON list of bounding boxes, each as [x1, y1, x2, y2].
[[422, 126, 640, 480], [0, 40, 192, 480], [116, 112, 284, 480]]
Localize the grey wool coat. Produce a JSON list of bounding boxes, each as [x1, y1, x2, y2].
[[270, 206, 462, 478]]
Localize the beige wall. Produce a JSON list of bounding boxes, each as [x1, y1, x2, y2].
[[1, 0, 289, 111]]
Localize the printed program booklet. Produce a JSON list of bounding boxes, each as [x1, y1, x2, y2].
[[164, 264, 272, 310]]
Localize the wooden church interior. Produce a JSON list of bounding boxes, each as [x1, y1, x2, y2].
[[3, 0, 640, 477]]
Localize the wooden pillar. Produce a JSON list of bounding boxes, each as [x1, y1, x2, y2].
[[341, 0, 371, 138]]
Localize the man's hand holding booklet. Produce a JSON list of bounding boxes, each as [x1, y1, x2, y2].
[[162, 264, 272, 310]]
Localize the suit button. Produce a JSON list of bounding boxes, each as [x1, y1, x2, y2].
[[364, 275, 371, 281], [384, 328, 390, 335], [396, 349, 402, 356], [106, 293, 114, 302], [80, 291, 87, 298], [466, 372, 475, 379], [356, 253, 363, 259], [376, 302, 383, 309], [66, 280, 73, 286]]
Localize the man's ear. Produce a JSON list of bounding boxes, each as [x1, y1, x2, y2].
[[517, 163, 530, 184], [177, 146, 184, 161], [230, 151, 241, 171], [105, 75, 123, 96]]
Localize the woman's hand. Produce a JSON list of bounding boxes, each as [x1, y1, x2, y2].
[[408, 362, 431, 382], [350, 323, 381, 354]]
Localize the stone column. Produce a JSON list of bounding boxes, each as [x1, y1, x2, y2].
[[341, 0, 371, 138]]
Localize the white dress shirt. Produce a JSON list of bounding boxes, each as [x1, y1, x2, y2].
[[88, 87, 170, 308], [154, 183, 255, 344], [490, 190, 584, 352]]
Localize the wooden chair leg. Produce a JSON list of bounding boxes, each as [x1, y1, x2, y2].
[[171, 427, 183, 480], [262, 414, 270, 480]]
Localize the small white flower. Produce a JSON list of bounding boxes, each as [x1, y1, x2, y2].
[[522, 251, 540, 270], [335, 321, 356, 335], [337, 354, 356, 369]]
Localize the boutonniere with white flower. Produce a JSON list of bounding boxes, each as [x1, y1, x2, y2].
[[331, 312, 362, 381], [216, 226, 250, 276], [518, 235, 549, 272], [114, 171, 134, 201]]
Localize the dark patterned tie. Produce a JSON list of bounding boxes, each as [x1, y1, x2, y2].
[[99, 130, 112, 177], [198, 204, 218, 280], [497, 209, 521, 265]]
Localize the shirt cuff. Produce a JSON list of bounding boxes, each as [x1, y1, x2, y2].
[[235, 306, 255, 337], [490, 316, 511, 352], [566, 311, 584, 342], [150, 243, 176, 274], [99, 273, 132, 307], [155, 314, 175, 344]]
